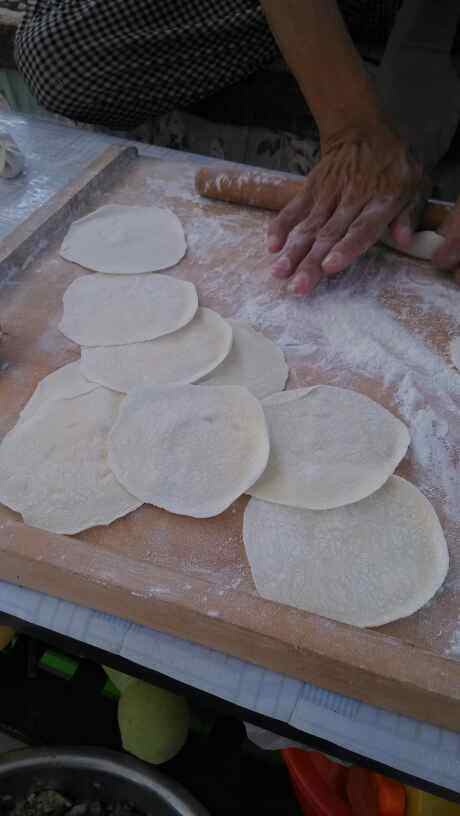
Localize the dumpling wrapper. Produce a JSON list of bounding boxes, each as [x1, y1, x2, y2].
[[244, 477, 449, 628], [60, 205, 186, 274], [248, 385, 410, 510], [81, 308, 232, 392], [59, 273, 198, 346], [19, 361, 98, 424], [0, 388, 141, 534], [200, 320, 288, 399], [108, 384, 270, 518]]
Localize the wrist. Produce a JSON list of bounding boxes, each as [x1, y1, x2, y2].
[[319, 111, 398, 155], [317, 85, 389, 145]]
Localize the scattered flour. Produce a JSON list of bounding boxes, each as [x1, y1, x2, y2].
[[229, 256, 460, 522], [179, 192, 460, 655], [33, 162, 457, 655], [449, 622, 460, 657], [450, 336, 460, 370], [179, 239, 458, 657]]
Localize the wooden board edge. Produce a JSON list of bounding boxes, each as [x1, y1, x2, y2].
[[0, 520, 459, 731], [0, 143, 137, 273]]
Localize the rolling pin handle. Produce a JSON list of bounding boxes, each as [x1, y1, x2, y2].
[[195, 166, 453, 232]]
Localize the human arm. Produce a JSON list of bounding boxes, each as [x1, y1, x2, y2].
[[260, 0, 427, 295]]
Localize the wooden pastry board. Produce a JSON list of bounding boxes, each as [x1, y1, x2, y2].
[[0, 145, 459, 730]]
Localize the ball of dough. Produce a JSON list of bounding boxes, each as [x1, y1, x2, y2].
[[382, 230, 445, 261]]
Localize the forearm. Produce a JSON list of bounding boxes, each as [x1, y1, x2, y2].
[[260, 0, 385, 139]]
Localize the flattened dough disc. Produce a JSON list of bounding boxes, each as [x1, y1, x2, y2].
[[200, 320, 288, 399], [248, 385, 410, 510], [109, 384, 270, 518], [244, 477, 449, 628], [81, 308, 233, 392], [0, 388, 141, 534], [60, 205, 187, 274], [59, 273, 198, 346], [19, 361, 98, 424]]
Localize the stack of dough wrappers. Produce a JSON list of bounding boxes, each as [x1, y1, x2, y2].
[[0, 205, 449, 628]]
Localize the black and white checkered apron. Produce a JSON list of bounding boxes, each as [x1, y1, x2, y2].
[[15, 1, 402, 130]]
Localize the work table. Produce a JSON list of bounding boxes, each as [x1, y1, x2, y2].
[[0, 111, 459, 802]]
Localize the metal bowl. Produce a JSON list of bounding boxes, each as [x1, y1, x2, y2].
[[0, 748, 209, 816]]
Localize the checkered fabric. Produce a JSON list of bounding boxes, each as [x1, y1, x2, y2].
[[15, 0, 279, 128], [15, 0, 402, 130]]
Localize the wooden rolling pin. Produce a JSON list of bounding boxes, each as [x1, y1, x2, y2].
[[195, 165, 453, 231]]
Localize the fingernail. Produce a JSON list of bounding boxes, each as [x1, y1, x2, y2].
[[398, 226, 412, 247], [272, 257, 291, 278], [400, 225, 412, 240], [322, 252, 341, 271], [268, 236, 281, 253], [288, 276, 308, 297]]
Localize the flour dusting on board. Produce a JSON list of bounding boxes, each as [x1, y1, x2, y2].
[[160, 169, 460, 529], [7, 156, 455, 656], [171, 180, 460, 654], [228, 259, 460, 520]]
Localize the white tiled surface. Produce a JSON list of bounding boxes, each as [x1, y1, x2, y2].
[[0, 580, 459, 794]]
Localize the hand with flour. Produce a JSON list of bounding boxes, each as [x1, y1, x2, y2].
[[262, 0, 460, 295], [268, 123, 426, 295]]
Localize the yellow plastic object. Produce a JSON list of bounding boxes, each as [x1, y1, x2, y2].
[[406, 786, 460, 815], [0, 627, 14, 650], [103, 666, 136, 694], [118, 680, 190, 765]]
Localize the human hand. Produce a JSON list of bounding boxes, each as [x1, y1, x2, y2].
[[267, 124, 428, 295], [433, 198, 460, 284]]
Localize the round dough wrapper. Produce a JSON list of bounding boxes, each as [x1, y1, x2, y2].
[[108, 384, 270, 518], [59, 273, 198, 346], [248, 385, 410, 510], [19, 361, 98, 424], [60, 205, 186, 274], [450, 337, 460, 370], [0, 388, 141, 534], [382, 229, 445, 261], [81, 307, 233, 392], [244, 477, 449, 628], [200, 320, 288, 399]]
